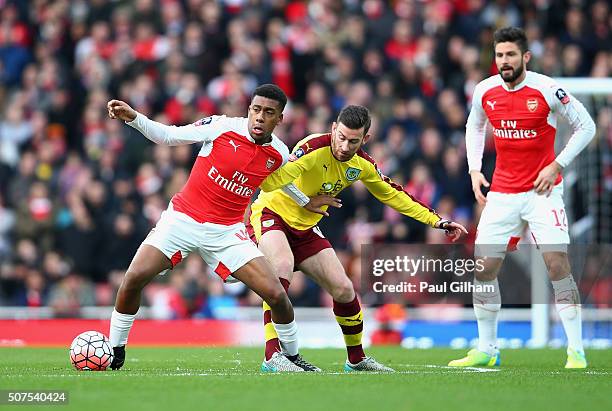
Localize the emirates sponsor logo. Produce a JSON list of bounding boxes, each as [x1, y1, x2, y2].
[[207, 166, 254, 198], [493, 119, 537, 139], [526, 98, 538, 112]]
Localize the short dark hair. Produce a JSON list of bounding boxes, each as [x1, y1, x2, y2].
[[252, 84, 287, 111], [337, 105, 371, 135], [493, 27, 528, 54]]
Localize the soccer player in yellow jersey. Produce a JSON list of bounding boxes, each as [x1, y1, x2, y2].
[[249, 105, 468, 372]]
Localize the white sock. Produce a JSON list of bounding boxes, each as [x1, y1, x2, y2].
[[273, 320, 298, 356], [109, 309, 136, 347], [551, 275, 583, 352], [473, 278, 501, 355]]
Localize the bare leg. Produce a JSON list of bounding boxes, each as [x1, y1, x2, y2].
[[115, 244, 172, 314], [110, 244, 173, 369], [256, 231, 294, 359], [258, 230, 295, 282], [541, 251, 571, 281], [298, 248, 354, 303], [542, 251, 583, 353], [474, 257, 504, 282], [231, 256, 294, 324], [299, 248, 365, 363], [232, 256, 298, 357]]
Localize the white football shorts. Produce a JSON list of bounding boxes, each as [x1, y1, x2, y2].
[[142, 203, 263, 280], [475, 183, 570, 257]]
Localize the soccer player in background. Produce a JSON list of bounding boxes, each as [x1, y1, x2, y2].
[[106, 84, 316, 372], [249, 105, 468, 372], [449, 27, 596, 369]]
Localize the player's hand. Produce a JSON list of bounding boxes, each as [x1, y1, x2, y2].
[[304, 195, 342, 217], [470, 171, 490, 205], [107, 99, 137, 122], [435, 219, 469, 242], [533, 161, 562, 197]]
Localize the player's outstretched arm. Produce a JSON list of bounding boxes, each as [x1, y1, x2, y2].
[[361, 164, 468, 240], [469, 170, 490, 205], [107, 99, 210, 146]]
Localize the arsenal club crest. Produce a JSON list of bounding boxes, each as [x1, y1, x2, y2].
[[266, 158, 275, 169], [526, 98, 538, 112]]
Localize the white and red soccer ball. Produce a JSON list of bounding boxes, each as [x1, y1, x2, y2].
[[69, 331, 114, 371]]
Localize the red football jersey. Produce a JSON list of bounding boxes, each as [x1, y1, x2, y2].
[[128, 114, 289, 225], [466, 71, 594, 193]]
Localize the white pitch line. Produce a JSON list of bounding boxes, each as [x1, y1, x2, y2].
[[3, 369, 498, 378], [10, 361, 612, 378]]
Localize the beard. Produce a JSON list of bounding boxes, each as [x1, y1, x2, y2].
[[499, 63, 524, 83]]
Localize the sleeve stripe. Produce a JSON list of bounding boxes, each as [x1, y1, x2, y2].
[[295, 134, 331, 155], [355, 148, 376, 165]]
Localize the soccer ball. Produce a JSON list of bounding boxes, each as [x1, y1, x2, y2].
[[69, 331, 114, 371]]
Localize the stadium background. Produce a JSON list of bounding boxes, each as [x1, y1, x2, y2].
[[0, 0, 610, 348]]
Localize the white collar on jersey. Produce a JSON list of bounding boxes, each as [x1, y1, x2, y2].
[[500, 70, 532, 92]]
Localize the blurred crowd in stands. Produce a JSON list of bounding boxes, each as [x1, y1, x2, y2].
[[0, 0, 610, 316]]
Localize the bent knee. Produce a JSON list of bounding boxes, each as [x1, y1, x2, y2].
[[265, 287, 290, 308], [547, 261, 570, 280], [474, 266, 500, 282], [271, 257, 294, 278], [331, 280, 355, 302], [123, 268, 156, 289]]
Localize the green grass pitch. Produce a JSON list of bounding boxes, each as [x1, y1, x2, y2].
[[1, 347, 611, 411]]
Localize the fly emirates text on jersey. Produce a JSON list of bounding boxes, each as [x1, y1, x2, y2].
[[207, 166, 255, 198], [493, 119, 537, 139]]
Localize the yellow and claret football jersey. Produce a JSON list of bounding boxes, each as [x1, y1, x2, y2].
[[251, 134, 441, 233]]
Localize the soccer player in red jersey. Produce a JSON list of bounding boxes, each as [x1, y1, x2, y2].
[[106, 84, 312, 372], [449, 27, 596, 369]]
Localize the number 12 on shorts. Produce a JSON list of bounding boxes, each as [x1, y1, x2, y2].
[[551, 208, 567, 227]]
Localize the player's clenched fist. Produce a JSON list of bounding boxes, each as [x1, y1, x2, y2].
[[107, 100, 137, 122]]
